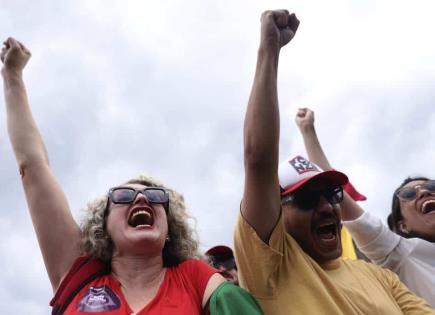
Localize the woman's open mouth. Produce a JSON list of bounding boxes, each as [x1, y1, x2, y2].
[[128, 207, 154, 228], [421, 199, 435, 215]]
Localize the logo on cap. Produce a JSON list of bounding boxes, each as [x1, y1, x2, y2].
[[289, 156, 319, 174]]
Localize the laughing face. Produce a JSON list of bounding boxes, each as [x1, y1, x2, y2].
[[105, 183, 169, 256], [282, 183, 343, 263], [397, 180, 435, 241]]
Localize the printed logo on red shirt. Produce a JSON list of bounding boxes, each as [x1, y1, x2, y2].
[[289, 156, 319, 174], [77, 286, 121, 312]]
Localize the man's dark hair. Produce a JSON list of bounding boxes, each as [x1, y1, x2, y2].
[[389, 176, 429, 240]]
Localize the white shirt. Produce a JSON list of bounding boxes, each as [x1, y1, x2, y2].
[[344, 211, 435, 308]]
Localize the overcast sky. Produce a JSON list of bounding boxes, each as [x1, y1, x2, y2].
[[0, 0, 434, 313]]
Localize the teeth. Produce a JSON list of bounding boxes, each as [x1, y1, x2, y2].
[[318, 221, 335, 228], [128, 209, 153, 227], [131, 210, 151, 219]]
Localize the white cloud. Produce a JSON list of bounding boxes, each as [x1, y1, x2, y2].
[[0, 0, 434, 313]]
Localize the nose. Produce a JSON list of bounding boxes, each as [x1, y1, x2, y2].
[[316, 196, 335, 214], [416, 186, 431, 199], [133, 191, 150, 205]]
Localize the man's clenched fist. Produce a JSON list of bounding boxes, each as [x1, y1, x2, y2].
[[1, 37, 31, 75], [260, 10, 299, 50]]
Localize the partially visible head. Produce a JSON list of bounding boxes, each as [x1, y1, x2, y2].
[[206, 245, 238, 284], [390, 177, 435, 242], [81, 175, 200, 266], [279, 156, 348, 263]]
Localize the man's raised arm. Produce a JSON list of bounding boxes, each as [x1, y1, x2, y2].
[[242, 11, 299, 243]]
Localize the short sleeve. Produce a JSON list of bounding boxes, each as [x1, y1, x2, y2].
[[178, 259, 218, 303], [209, 282, 264, 315], [234, 212, 284, 298], [379, 267, 435, 314]]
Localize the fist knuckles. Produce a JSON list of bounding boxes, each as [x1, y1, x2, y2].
[[260, 9, 299, 49], [1, 37, 31, 71]]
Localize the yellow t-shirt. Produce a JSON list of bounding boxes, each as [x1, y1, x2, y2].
[[234, 213, 434, 315]]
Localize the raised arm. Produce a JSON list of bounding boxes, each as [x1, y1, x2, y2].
[[296, 108, 417, 265], [295, 108, 364, 220], [1, 38, 81, 291], [242, 11, 299, 243]]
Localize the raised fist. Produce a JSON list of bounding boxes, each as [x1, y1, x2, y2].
[[1, 37, 31, 74], [295, 108, 315, 131], [260, 10, 299, 50]]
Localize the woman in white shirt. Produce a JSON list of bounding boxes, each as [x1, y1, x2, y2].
[[388, 176, 435, 242]]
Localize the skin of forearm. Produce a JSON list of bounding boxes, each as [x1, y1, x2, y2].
[[300, 126, 332, 170], [2, 71, 49, 173], [244, 47, 280, 168], [300, 124, 364, 220]]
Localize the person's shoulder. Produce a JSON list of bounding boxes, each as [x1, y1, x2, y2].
[[408, 236, 435, 247], [342, 257, 380, 275], [174, 259, 216, 273], [235, 209, 286, 244], [400, 237, 435, 261], [171, 259, 218, 294], [178, 258, 209, 266], [344, 258, 397, 281]]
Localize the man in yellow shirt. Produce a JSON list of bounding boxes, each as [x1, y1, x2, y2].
[[236, 9, 434, 314]]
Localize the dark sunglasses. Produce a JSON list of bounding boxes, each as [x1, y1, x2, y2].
[[108, 187, 170, 212], [212, 258, 236, 270], [396, 180, 435, 201], [282, 186, 343, 210]]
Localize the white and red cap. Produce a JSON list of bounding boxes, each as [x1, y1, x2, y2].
[[278, 155, 349, 196]]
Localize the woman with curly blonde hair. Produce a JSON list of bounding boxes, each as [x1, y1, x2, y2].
[[1, 37, 230, 314], [81, 176, 201, 265]]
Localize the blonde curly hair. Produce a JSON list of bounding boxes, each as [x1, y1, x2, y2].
[[80, 175, 201, 266]]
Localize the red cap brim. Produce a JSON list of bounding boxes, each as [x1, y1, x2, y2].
[[343, 182, 367, 201], [281, 170, 349, 196]]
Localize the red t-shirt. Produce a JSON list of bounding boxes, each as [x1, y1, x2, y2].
[[62, 259, 217, 314]]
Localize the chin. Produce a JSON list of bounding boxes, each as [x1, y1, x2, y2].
[[328, 248, 342, 260]]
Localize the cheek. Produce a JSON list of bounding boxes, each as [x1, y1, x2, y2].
[[156, 206, 169, 228], [400, 204, 419, 223], [105, 208, 125, 236], [283, 208, 311, 235], [333, 205, 342, 220], [105, 214, 117, 238]]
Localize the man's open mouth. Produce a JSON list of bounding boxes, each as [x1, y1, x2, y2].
[[128, 207, 154, 227], [315, 221, 337, 241], [313, 217, 339, 246], [421, 200, 435, 214]]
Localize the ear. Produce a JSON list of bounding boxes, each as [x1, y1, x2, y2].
[[398, 220, 409, 234]]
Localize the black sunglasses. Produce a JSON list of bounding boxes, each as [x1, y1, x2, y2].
[[212, 258, 236, 270], [282, 186, 344, 210], [396, 180, 435, 201], [108, 187, 170, 212]]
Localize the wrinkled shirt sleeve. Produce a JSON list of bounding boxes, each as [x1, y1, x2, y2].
[[343, 211, 412, 271]]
